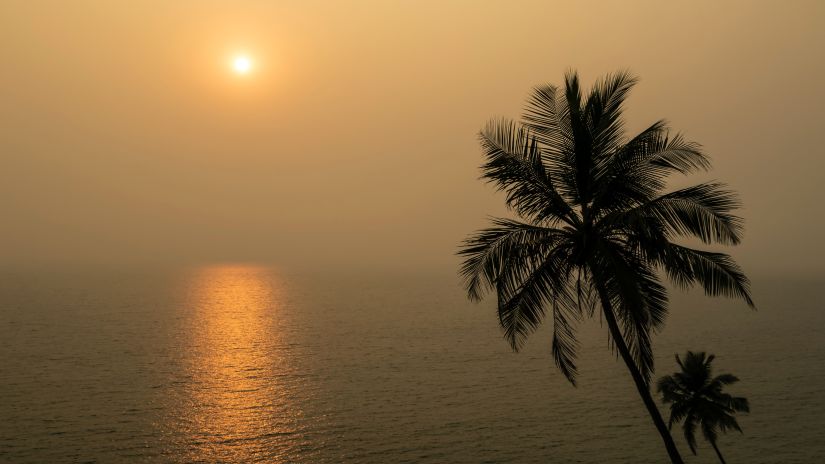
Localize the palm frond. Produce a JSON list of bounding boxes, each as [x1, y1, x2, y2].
[[479, 119, 575, 223], [658, 244, 754, 307], [586, 70, 638, 160], [709, 373, 740, 388], [683, 413, 699, 454], [521, 84, 579, 201], [649, 134, 710, 174], [521, 84, 570, 156], [652, 183, 743, 244], [563, 70, 595, 206], [618, 182, 744, 246], [592, 127, 710, 215], [714, 412, 744, 434], [550, 285, 582, 384], [700, 420, 719, 448], [657, 375, 686, 402], [495, 244, 574, 353], [667, 399, 693, 430], [458, 218, 564, 301], [728, 396, 750, 414], [715, 392, 750, 414]]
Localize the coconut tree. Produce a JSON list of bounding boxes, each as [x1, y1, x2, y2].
[[458, 70, 753, 464], [657, 351, 749, 464]]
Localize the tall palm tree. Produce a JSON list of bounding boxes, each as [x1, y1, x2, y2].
[[458, 70, 754, 464], [657, 351, 750, 464]]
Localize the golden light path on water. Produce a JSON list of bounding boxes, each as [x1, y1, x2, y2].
[[174, 265, 306, 463]]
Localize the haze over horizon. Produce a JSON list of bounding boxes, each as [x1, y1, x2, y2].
[[2, 0, 824, 276]]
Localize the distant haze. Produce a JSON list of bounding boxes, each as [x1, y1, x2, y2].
[[2, 0, 823, 276]]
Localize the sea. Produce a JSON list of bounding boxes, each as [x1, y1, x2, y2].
[[1, 266, 822, 463]]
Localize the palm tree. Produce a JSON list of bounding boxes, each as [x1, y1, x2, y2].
[[657, 351, 750, 464], [458, 70, 754, 464]]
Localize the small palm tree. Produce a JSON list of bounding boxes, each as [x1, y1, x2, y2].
[[657, 351, 749, 464], [459, 70, 754, 464]]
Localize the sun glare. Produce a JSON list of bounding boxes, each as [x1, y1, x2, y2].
[[232, 55, 253, 74]]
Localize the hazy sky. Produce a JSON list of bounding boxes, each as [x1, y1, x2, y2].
[[2, 1, 823, 275]]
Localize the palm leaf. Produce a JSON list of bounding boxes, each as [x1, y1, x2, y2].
[[586, 70, 638, 162], [658, 244, 754, 307], [458, 218, 564, 301], [479, 119, 575, 223], [495, 244, 574, 353], [645, 183, 744, 244]]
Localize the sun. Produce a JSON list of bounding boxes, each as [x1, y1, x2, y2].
[[232, 55, 253, 74]]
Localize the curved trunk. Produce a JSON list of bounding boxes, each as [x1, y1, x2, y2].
[[711, 440, 727, 464], [594, 283, 685, 464]]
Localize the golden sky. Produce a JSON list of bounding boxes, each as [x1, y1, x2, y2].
[[1, 0, 823, 274]]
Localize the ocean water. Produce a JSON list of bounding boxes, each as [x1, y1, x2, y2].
[[1, 266, 823, 463]]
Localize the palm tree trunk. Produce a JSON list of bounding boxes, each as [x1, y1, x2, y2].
[[594, 283, 685, 464], [710, 440, 727, 464]]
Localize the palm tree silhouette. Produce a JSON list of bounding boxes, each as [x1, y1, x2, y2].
[[458, 70, 753, 463], [657, 351, 749, 464]]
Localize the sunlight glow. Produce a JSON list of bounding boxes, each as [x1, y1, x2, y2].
[[232, 55, 253, 74]]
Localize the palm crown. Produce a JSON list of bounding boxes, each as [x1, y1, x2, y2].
[[459, 71, 753, 386], [657, 351, 749, 460]]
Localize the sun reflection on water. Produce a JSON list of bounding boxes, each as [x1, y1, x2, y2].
[[176, 265, 303, 463]]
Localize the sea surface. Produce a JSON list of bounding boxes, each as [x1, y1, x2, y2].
[[1, 266, 823, 463]]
